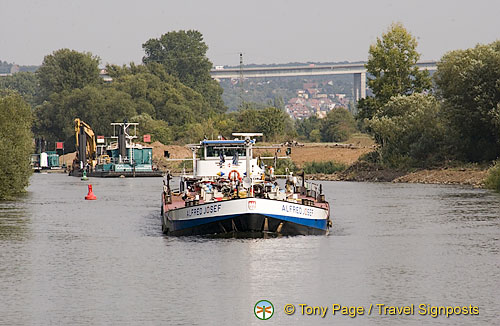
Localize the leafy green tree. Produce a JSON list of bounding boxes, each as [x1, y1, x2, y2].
[[357, 23, 432, 121], [231, 106, 291, 141], [296, 116, 321, 140], [434, 41, 500, 162], [33, 86, 137, 148], [267, 95, 285, 110], [257, 107, 288, 141], [213, 115, 238, 138], [485, 160, 500, 192], [0, 61, 12, 73], [368, 94, 445, 167], [321, 108, 357, 142], [109, 63, 206, 126], [142, 30, 226, 114], [131, 113, 173, 144], [0, 91, 33, 200], [143, 30, 211, 87], [0, 72, 40, 107], [176, 119, 222, 144], [232, 106, 261, 132], [37, 49, 100, 100], [309, 129, 321, 142]]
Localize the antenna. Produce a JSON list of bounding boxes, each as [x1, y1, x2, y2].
[[239, 52, 244, 107]]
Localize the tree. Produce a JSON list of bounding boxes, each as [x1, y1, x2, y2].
[[142, 30, 226, 114], [257, 107, 289, 141], [37, 49, 101, 100], [224, 104, 292, 141], [131, 113, 173, 144], [309, 129, 321, 142], [0, 91, 33, 199], [434, 41, 500, 162], [33, 86, 137, 148], [108, 63, 206, 126], [485, 160, 500, 192], [321, 108, 357, 142], [357, 23, 432, 121], [296, 116, 321, 141], [0, 72, 40, 107], [368, 94, 445, 167]]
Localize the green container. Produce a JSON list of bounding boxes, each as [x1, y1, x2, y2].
[[47, 153, 59, 168]]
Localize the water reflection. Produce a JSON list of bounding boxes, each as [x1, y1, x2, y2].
[[0, 200, 29, 241]]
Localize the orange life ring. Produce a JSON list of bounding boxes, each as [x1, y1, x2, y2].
[[228, 170, 241, 181]]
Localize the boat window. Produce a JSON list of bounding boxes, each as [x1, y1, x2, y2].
[[205, 146, 245, 158]]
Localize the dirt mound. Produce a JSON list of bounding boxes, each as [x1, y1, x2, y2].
[[59, 152, 76, 168], [322, 163, 488, 187], [253, 143, 374, 167], [393, 168, 487, 187], [148, 141, 192, 160], [289, 145, 373, 167], [146, 141, 192, 171]]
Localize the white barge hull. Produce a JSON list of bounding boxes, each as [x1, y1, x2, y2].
[[162, 198, 330, 236]]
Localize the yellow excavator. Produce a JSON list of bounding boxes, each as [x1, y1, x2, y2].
[[73, 118, 97, 172]]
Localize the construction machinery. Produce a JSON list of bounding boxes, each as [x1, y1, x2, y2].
[[73, 118, 97, 172], [69, 119, 161, 177]]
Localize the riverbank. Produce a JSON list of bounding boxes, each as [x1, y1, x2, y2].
[[308, 161, 488, 188], [62, 135, 490, 187]]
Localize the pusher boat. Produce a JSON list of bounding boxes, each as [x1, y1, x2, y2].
[[161, 133, 331, 236]]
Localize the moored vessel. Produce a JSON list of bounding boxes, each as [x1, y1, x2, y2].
[[69, 119, 162, 178]]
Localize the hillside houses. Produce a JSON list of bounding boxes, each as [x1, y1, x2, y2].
[[285, 82, 349, 120]]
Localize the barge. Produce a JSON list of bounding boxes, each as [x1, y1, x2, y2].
[[161, 133, 331, 236]]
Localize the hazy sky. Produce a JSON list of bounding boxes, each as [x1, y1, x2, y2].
[[2, 0, 499, 67]]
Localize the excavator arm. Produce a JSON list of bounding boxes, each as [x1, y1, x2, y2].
[[74, 118, 97, 169]]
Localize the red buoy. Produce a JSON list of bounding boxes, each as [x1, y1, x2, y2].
[[85, 184, 97, 200]]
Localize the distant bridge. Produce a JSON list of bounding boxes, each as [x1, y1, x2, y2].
[[210, 61, 438, 101]]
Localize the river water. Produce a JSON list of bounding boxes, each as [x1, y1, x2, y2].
[[0, 173, 499, 325]]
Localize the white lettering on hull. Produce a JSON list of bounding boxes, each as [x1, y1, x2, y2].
[[281, 204, 314, 217], [168, 199, 328, 222], [186, 203, 222, 217]]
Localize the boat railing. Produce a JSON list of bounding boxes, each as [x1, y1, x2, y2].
[[303, 180, 324, 202]]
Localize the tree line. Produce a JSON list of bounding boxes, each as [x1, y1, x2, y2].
[[1, 25, 499, 198], [353, 23, 499, 168], [352, 23, 500, 190], [1, 30, 300, 153]]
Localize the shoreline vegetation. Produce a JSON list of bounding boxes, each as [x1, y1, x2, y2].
[[1, 25, 499, 197], [55, 141, 490, 188], [54, 133, 491, 188], [52, 133, 491, 188]]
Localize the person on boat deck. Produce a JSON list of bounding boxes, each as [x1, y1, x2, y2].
[[286, 172, 294, 193], [182, 187, 190, 201], [269, 166, 275, 179], [219, 151, 225, 168], [232, 152, 239, 166]]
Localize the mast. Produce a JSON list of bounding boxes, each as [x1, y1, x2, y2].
[[192, 148, 197, 177], [245, 139, 251, 179], [239, 52, 244, 107]]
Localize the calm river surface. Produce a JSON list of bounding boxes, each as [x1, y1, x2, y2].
[[1, 173, 499, 325]]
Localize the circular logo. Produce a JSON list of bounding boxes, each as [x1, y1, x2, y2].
[[254, 300, 274, 320]]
